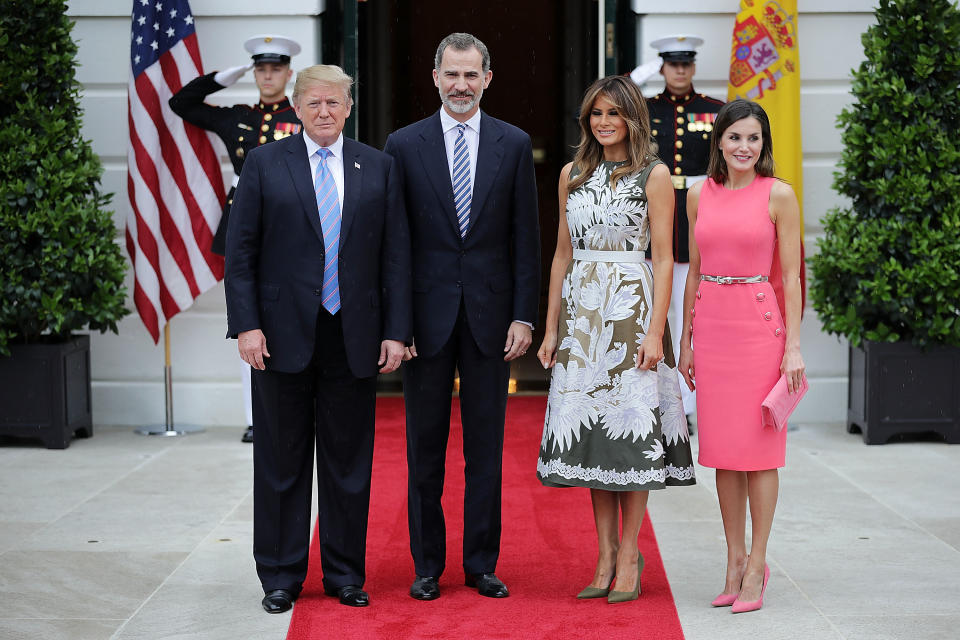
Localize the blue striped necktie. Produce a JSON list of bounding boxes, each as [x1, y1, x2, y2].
[[452, 123, 471, 237], [314, 148, 341, 314]]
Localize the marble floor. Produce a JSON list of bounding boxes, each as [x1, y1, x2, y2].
[[0, 417, 957, 640]]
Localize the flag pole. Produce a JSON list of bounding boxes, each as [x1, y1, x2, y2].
[[135, 321, 205, 436]]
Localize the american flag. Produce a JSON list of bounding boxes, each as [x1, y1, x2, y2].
[[127, 0, 225, 343]]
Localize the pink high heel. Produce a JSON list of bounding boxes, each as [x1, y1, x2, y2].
[[731, 565, 770, 613], [712, 557, 747, 607], [711, 592, 738, 607]]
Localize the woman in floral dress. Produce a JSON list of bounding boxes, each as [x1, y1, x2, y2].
[[536, 76, 695, 603]]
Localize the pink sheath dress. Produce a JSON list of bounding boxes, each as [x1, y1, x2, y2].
[[692, 176, 786, 470]]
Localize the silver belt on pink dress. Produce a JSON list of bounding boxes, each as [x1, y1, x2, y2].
[[700, 274, 768, 284]]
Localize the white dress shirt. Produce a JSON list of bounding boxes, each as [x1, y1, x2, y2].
[[439, 107, 480, 199], [304, 132, 345, 210]]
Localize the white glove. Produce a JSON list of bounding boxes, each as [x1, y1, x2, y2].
[[629, 59, 662, 86], [214, 63, 254, 88]]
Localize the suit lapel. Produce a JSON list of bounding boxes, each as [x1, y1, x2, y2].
[[286, 134, 326, 244], [470, 112, 504, 232], [417, 112, 462, 239], [340, 138, 362, 248]]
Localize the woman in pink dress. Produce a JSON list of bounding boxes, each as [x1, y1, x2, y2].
[[677, 99, 805, 613]]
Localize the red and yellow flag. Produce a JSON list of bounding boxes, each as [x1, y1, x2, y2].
[[727, 0, 805, 313]]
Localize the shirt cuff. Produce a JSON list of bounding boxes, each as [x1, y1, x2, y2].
[[514, 320, 534, 330]]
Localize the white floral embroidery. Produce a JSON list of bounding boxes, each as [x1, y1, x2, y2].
[[539, 161, 695, 489], [538, 458, 696, 486]]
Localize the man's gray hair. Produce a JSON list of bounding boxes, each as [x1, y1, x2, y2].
[[434, 32, 491, 73], [292, 64, 354, 105]]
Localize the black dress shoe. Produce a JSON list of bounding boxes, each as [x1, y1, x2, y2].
[[242, 426, 254, 443], [410, 575, 440, 600], [323, 584, 370, 607], [261, 589, 295, 613], [465, 573, 509, 598]]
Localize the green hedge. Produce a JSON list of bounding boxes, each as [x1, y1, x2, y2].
[[809, 0, 960, 347], [0, 0, 128, 355]]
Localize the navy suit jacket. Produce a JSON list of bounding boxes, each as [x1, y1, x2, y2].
[[224, 133, 411, 378], [383, 110, 540, 358]]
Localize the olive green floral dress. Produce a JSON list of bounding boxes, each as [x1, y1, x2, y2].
[[537, 160, 696, 491]]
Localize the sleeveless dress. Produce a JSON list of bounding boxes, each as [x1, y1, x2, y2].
[[537, 160, 696, 491], [693, 175, 787, 470]]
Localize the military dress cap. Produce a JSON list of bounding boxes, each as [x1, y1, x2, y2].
[[243, 35, 301, 64], [650, 35, 704, 62]]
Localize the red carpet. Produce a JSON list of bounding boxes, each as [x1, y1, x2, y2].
[[287, 396, 685, 640]]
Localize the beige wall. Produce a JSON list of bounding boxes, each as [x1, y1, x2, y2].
[[66, 0, 324, 427], [67, 0, 879, 426], [632, 0, 880, 421]]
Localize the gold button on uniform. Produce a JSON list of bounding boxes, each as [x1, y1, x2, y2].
[[677, 106, 685, 113], [677, 117, 684, 124], [264, 114, 273, 122], [652, 129, 658, 136], [676, 127, 684, 136], [272, 104, 278, 111], [674, 167, 682, 175], [259, 135, 267, 144], [703, 134, 709, 140], [261, 124, 270, 132], [675, 140, 683, 149], [238, 136, 244, 142], [675, 153, 682, 162]]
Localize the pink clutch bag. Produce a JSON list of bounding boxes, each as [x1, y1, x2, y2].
[[761, 374, 808, 432]]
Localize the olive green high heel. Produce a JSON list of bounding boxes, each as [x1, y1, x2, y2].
[[577, 568, 616, 599], [607, 554, 644, 603]]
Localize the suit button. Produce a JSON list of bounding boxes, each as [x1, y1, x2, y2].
[[460, 250, 466, 257], [775, 328, 783, 336], [756, 292, 765, 301], [313, 289, 322, 296], [764, 311, 773, 320], [456, 281, 462, 287]]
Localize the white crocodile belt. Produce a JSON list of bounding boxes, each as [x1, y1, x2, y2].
[[572, 249, 647, 263]]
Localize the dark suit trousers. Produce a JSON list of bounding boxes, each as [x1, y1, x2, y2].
[[403, 301, 510, 578], [252, 309, 376, 594]]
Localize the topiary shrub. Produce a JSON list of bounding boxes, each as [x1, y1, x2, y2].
[[0, 0, 129, 355], [809, 0, 960, 348]]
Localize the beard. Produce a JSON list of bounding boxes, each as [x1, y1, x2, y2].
[[440, 88, 482, 114]]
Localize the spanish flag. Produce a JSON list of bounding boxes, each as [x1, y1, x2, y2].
[[727, 0, 805, 314]]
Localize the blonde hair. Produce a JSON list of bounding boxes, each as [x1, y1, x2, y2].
[[292, 64, 354, 105], [569, 76, 656, 191]]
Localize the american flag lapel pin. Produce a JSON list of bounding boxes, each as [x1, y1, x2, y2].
[[354, 161, 361, 170]]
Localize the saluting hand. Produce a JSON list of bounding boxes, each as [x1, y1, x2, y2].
[[214, 63, 254, 88]]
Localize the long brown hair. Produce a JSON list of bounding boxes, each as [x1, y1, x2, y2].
[[569, 76, 656, 191], [706, 98, 776, 184]]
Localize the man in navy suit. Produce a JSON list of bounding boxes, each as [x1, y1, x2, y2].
[[384, 33, 540, 601], [225, 64, 411, 613]]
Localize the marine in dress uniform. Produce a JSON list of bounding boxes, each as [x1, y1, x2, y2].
[[632, 35, 724, 418], [169, 35, 302, 443]]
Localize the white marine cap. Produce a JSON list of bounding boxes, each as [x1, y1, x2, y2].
[[650, 35, 704, 62], [243, 35, 301, 64]]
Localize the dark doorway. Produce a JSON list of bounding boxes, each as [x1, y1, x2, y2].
[[356, 0, 598, 388]]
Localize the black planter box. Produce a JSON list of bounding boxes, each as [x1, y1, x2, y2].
[[847, 340, 960, 444], [0, 335, 93, 449]]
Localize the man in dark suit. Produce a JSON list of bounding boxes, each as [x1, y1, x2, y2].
[[225, 64, 411, 613], [384, 32, 540, 601]]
